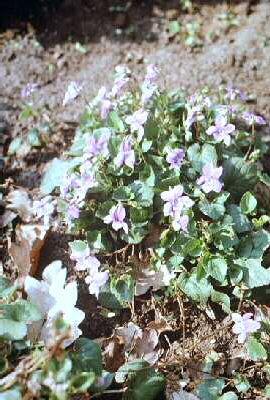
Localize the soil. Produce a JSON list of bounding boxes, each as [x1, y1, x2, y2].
[[1, 1, 270, 399]]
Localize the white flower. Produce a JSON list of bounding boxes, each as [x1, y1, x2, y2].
[[24, 261, 85, 348], [32, 196, 56, 228], [63, 81, 82, 106]]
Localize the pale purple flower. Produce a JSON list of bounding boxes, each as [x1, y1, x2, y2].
[[141, 65, 159, 105], [85, 269, 109, 298], [67, 204, 80, 220], [172, 215, 189, 232], [100, 99, 113, 119], [144, 64, 159, 84], [166, 148, 185, 169], [226, 86, 246, 101], [206, 116, 235, 146], [232, 312, 260, 344], [21, 83, 38, 98], [86, 134, 110, 158], [70, 245, 100, 272], [111, 65, 130, 97], [115, 136, 135, 169], [33, 196, 56, 228], [161, 185, 194, 218], [242, 111, 266, 126], [161, 185, 193, 231], [126, 109, 148, 141], [185, 105, 205, 130], [197, 163, 223, 193], [63, 81, 82, 106], [104, 204, 128, 234], [60, 174, 80, 198]]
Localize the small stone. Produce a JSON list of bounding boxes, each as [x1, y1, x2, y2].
[[166, 9, 180, 20]]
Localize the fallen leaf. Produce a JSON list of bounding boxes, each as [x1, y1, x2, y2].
[[134, 328, 160, 365], [6, 188, 33, 222], [103, 335, 125, 372], [136, 265, 175, 296], [8, 224, 47, 278], [167, 389, 199, 400], [115, 322, 142, 351]]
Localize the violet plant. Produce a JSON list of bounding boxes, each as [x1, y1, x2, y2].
[[44, 65, 270, 313]]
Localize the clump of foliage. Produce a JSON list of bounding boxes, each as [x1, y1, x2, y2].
[[44, 65, 270, 314]]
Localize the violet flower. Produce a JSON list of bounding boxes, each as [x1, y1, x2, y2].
[[144, 64, 159, 85], [21, 83, 38, 98], [197, 163, 223, 194], [104, 204, 128, 234], [100, 99, 113, 119], [172, 215, 189, 232], [126, 109, 149, 141], [206, 116, 235, 146], [242, 111, 266, 126], [86, 133, 110, 159], [232, 312, 260, 344], [161, 185, 194, 218], [63, 81, 82, 106], [115, 136, 135, 169], [67, 204, 80, 220], [166, 148, 185, 170], [85, 268, 109, 298]]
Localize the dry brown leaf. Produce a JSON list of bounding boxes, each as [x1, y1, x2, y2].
[[103, 335, 125, 372], [115, 322, 142, 351], [134, 328, 160, 365], [8, 224, 47, 278], [6, 188, 33, 222], [135, 265, 175, 296]]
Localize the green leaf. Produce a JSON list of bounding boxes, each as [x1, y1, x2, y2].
[[129, 181, 154, 207], [96, 200, 115, 219], [219, 392, 238, 400], [178, 274, 212, 303], [98, 290, 123, 310], [206, 258, 227, 283], [69, 240, 88, 255], [109, 111, 125, 132], [130, 207, 152, 224], [227, 205, 252, 233], [211, 290, 230, 313], [0, 300, 42, 323], [8, 137, 23, 155], [234, 374, 250, 393], [141, 140, 152, 153], [70, 372, 96, 393], [237, 230, 270, 259], [0, 319, 27, 340], [110, 275, 135, 306], [139, 164, 156, 187], [121, 224, 149, 244], [246, 337, 267, 361], [169, 20, 181, 36], [40, 158, 79, 195], [87, 230, 112, 252], [241, 258, 270, 289], [116, 359, 149, 383], [27, 128, 41, 147], [187, 144, 217, 172], [196, 378, 225, 400], [113, 187, 134, 201], [127, 371, 165, 400], [0, 277, 16, 299], [223, 157, 258, 200], [199, 192, 230, 220], [184, 238, 204, 257], [240, 192, 257, 214], [73, 338, 102, 375]]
